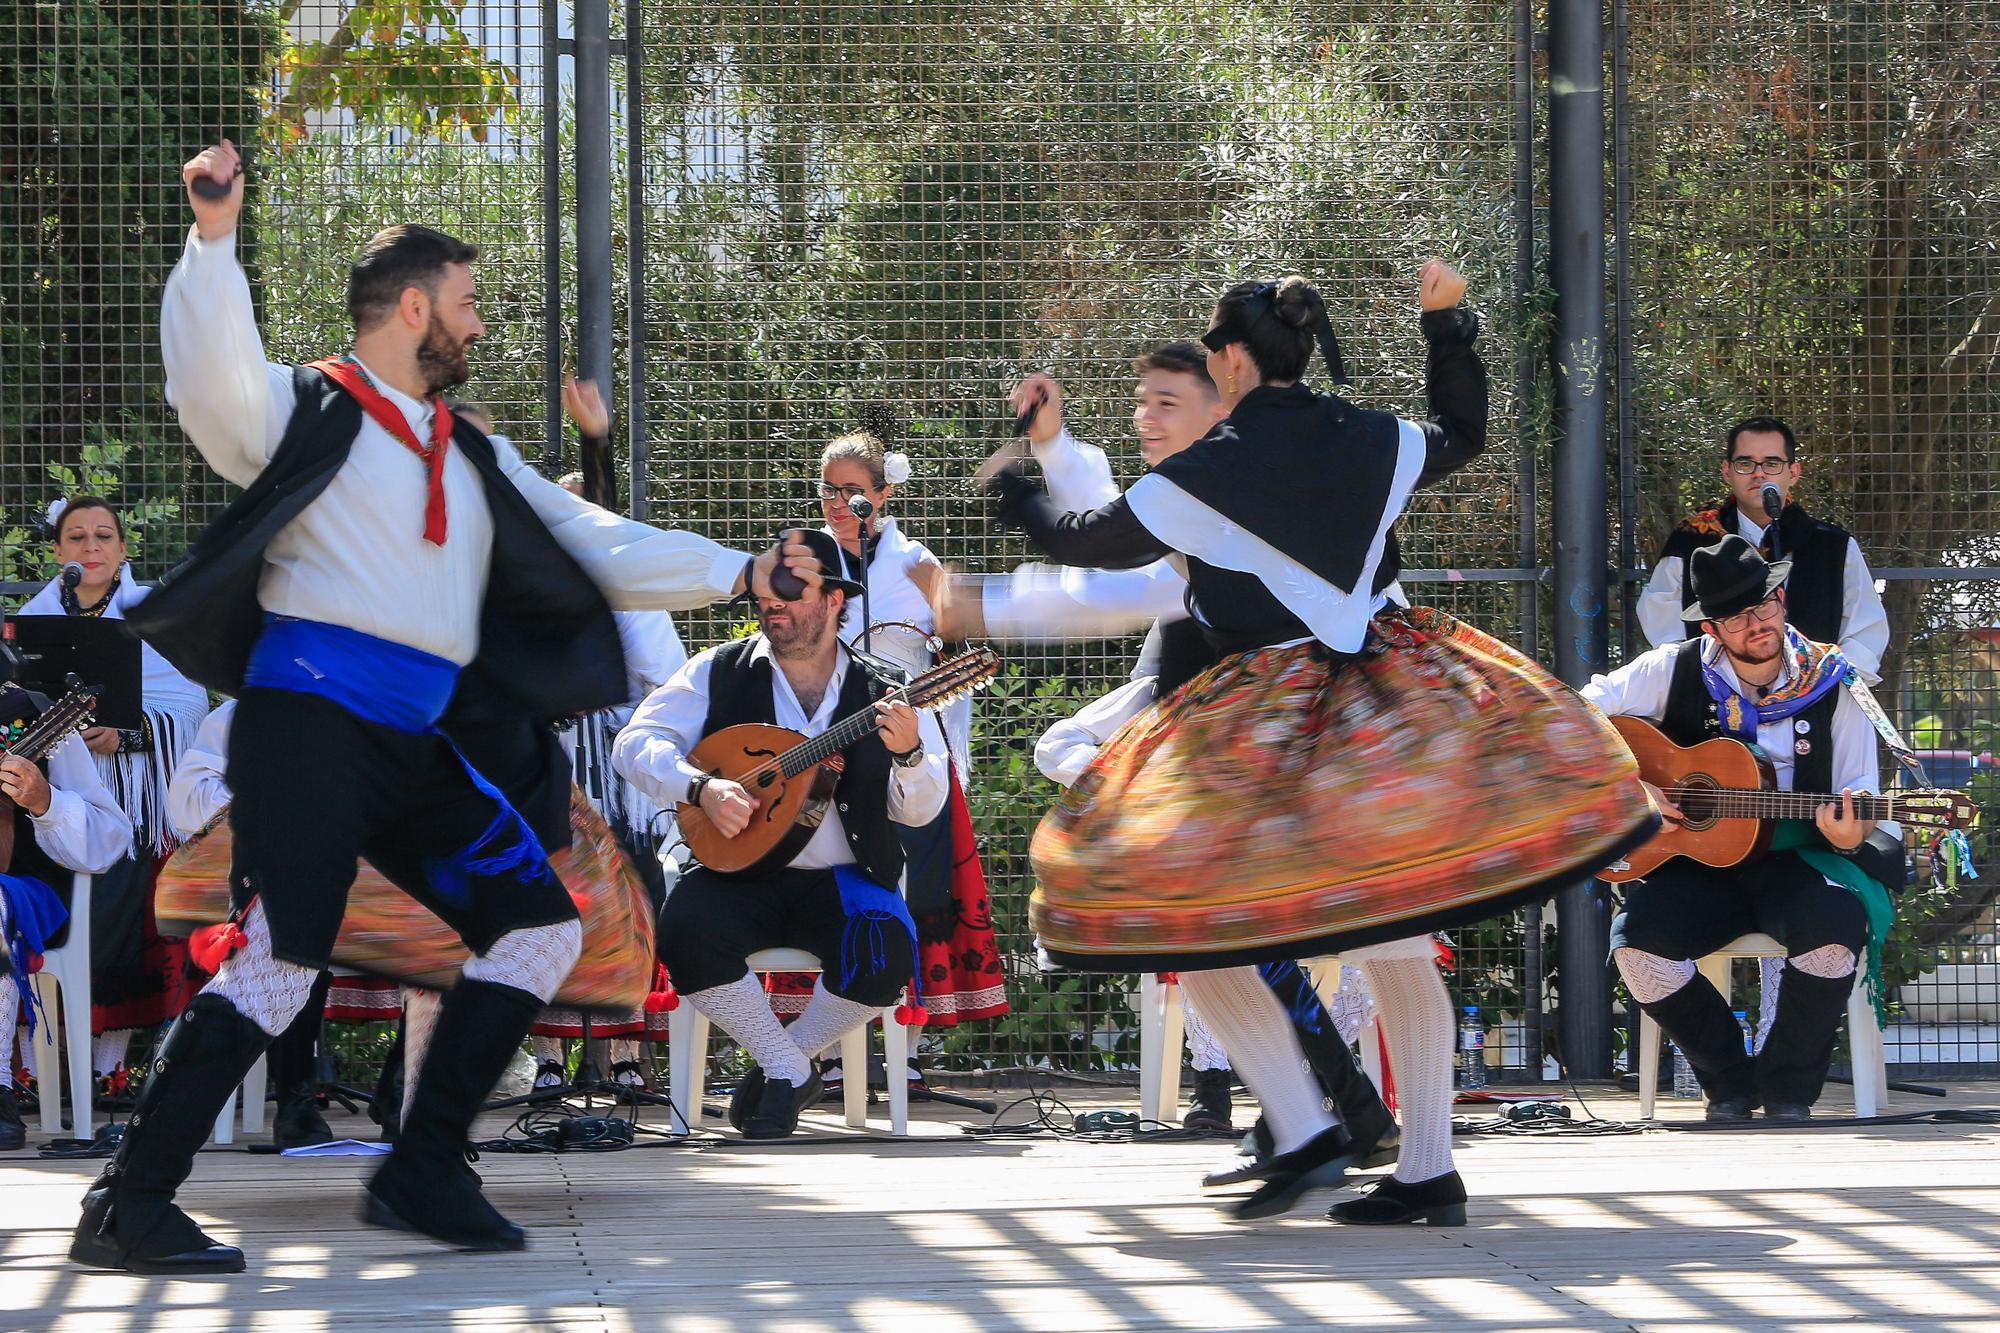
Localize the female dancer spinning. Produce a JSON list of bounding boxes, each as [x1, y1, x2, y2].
[[981, 260, 1654, 1222]]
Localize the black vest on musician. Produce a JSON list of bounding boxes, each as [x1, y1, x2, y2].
[[1658, 500, 1850, 644], [699, 638, 904, 887], [1659, 640, 1840, 795], [127, 364, 628, 725]]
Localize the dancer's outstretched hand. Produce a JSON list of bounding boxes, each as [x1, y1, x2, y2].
[[562, 375, 610, 438], [743, 529, 824, 602], [1418, 257, 1468, 311], [1009, 373, 1065, 446], [183, 141, 244, 241]]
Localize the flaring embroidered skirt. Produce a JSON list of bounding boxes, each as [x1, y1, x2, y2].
[[156, 788, 655, 1012], [1030, 608, 1657, 972]]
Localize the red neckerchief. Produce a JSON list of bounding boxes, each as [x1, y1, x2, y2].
[[310, 355, 452, 545]]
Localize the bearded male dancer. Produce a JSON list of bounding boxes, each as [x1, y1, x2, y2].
[[68, 141, 822, 1275]]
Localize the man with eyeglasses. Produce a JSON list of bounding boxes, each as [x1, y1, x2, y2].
[[1638, 416, 1888, 683], [1584, 535, 1906, 1123]]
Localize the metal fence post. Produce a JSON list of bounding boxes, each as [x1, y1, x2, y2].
[[1549, 0, 1615, 1078], [575, 0, 614, 464]]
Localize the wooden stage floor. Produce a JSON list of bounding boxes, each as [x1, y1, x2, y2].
[[5, 1080, 1999, 1332]]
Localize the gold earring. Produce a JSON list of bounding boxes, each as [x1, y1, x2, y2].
[[1227, 372, 1238, 397]]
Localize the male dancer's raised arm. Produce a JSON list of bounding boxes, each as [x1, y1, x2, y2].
[[163, 140, 807, 611]]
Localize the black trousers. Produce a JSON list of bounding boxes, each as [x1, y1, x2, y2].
[[657, 865, 913, 1007], [1611, 851, 1867, 1106], [227, 689, 578, 971]]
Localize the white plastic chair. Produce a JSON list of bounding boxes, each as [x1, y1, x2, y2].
[[30, 873, 96, 1141], [666, 947, 911, 1137], [1139, 961, 1384, 1127], [1637, 931, 1888, 1119]]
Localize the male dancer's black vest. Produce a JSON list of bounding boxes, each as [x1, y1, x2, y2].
[[1658, 500, 1850, 645], [128, 365, 628, 725], [698, 638, 904, 888]]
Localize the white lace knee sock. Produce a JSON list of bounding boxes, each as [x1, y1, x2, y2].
[[531, 1035, 565, 1065], [92, 1028, 130, 1076], [687, 974, 811, 1084], [1359, 955, 1456, 1184], [1790, 944, 1857, 979], [0, 973, 16, 1087], [1178, 967, 1336, 1154], [783, 980, 877, 1063], [1182, 995, 1232, 1073], [202, 902, 322, 1036], [461, 919, 584, 1003], [401, 986, 442, 1128], [1613, 947, 1697, 1005]]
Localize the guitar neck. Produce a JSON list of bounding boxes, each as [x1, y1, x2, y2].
[[5, 693, 95, 764], [1664, 786, 1896, 822], [779, 686, 911, 777]]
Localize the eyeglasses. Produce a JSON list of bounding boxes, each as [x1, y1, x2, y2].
[[816, 482, 871, 501], [1727, 456, 1792, 476], [1716, 591, 1784, 633]]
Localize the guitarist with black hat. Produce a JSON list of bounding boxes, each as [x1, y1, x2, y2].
[[613, 529, 950, 1139], [1584, 534, 1907, 1123]]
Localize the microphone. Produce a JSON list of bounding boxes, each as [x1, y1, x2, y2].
[[846, 495, 875, 523], [61, 562, 84, 591], [844, 496, 876, 652], [1760, 483, 1784, 522]]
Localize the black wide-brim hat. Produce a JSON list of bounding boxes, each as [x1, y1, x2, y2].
[[733, 526, 868, 604], [1682, 533, 1792, 622]]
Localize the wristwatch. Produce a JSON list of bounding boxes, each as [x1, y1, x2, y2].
[[890, 744, 924, 769], [685, 773, 713, 806]]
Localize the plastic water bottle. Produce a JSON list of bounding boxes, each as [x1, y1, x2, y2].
[[1671, 1042, 1700, 1098], [1458, 1005, 1487, 1090], [1734, 1010, 1755, 1056]]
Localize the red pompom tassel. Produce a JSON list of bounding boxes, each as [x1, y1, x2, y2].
[[26, 952, 45, 976], [1158, 971, 1180, 986], [894, 1002, 929, 1027], [189, 922, 248, 975]]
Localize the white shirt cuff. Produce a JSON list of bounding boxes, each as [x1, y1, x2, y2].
[[710, 551, 753, 600]]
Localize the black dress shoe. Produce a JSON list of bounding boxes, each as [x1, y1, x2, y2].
[[1763, 1102, 1812, 1122], [71, 1188, 246, 1274], [1328, 1171, 1468, 1226], [1183, 1069, 1235, 1133], [1705, 1095, 1755, 1122], [744, 1069, 824, 1139], [0, 1085, 25, 1151], [272, 1087, 335, 1150], [729, 1067, 767, 1133], [1230, 1126, 1357, 1220]]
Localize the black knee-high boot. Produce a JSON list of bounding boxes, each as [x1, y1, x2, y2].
[[69, 994, 273, 1274], [1639, 973, 1755, 1106], [1755, 963, 1855, 1112], [361, 978, 540, 1251], [268, 971, 334, 1149]]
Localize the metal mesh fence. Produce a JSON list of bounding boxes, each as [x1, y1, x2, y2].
[[625, 0, 1536, 1076], [1620, 1, 2000, 1072], [7, 2, 1998, 1090]]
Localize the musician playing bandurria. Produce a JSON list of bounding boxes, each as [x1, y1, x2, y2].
[[1584, 534, 1905, 1123], [70, 140, 823, 1277], [614, 528, 949, 1139]]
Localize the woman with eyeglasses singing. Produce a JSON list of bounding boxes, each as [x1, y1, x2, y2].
[[978, 260, 1658, 1226], [757, 431, 1009, 1102]]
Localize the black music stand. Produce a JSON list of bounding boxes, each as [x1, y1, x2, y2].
[[484, 1007, 681, 1116], [4, 615, 144, 729]]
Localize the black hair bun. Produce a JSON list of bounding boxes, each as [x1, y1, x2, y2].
[[1271, 274, 1324, 330]]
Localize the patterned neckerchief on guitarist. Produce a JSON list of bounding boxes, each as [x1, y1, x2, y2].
[[1699, 624, 1850, 743]]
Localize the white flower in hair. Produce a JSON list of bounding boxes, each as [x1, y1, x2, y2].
[[882, 451, 913, 485], [44, 497, 66, 530]]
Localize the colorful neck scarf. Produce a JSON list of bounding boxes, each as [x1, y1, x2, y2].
[[1701, 624, 1850, 742], [311, 354, 453, 545]]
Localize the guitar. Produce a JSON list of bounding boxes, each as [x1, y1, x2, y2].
[[1600, 715, 1977, 883], [679, 646, 1001, 875], [0, 681, 103, 873]]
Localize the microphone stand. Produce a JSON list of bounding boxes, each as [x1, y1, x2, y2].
[[1761, 484, 1785, 562], [847, 495, 875, 656]]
